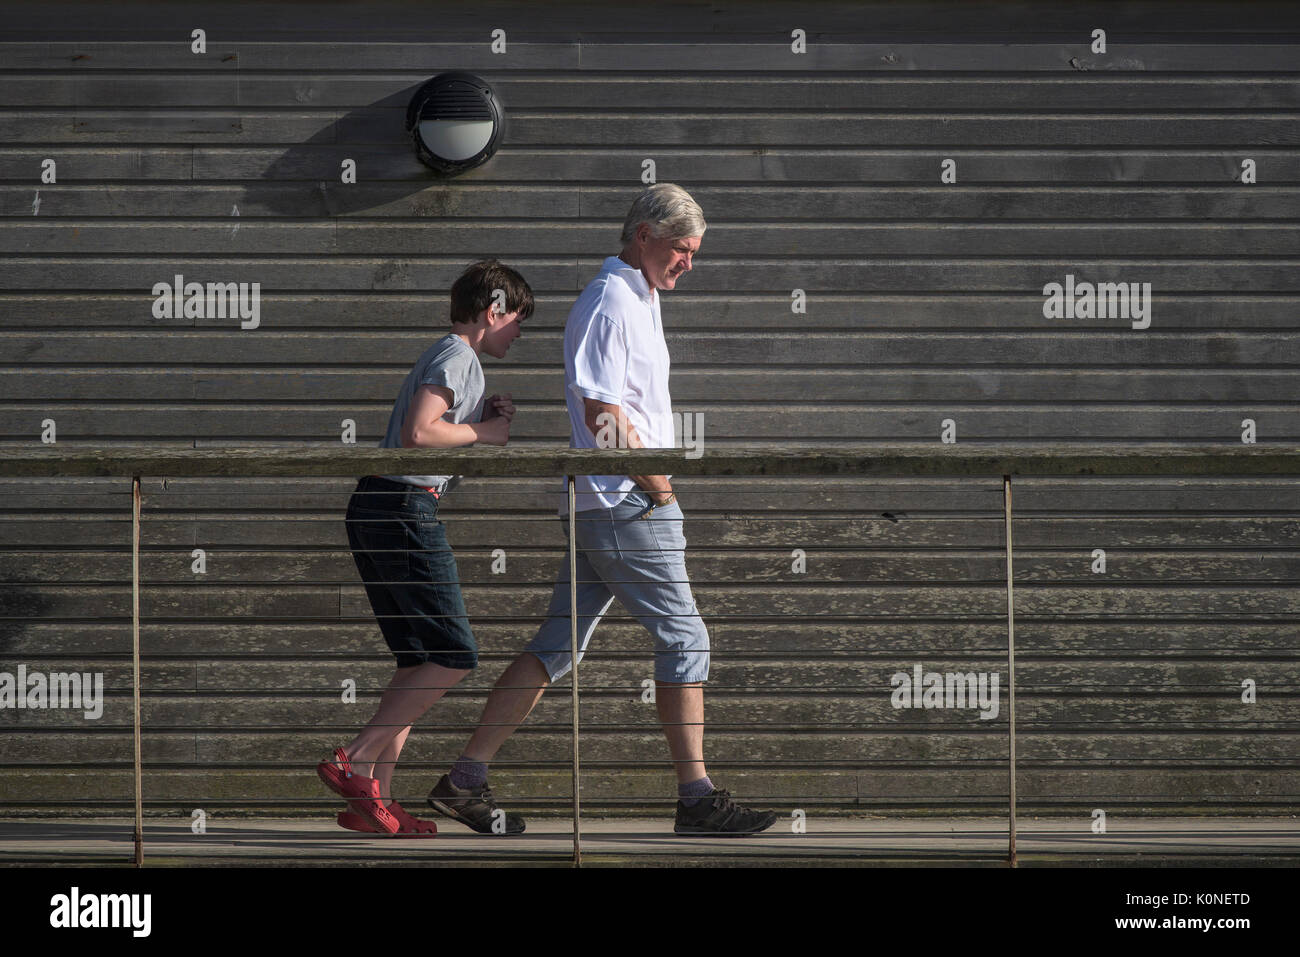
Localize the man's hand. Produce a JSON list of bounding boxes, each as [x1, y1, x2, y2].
[[481, 392, 515, 421], [581, 396, 673, 504]]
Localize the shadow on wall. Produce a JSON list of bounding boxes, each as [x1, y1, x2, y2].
[[0, 527, 62, 660], [256, 82, 489, 220], [0, 479, 129, 679], [0, 585, 63, 735], [0, 597, 56, 659]]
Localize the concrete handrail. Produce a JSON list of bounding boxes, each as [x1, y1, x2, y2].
[[3, 443, 1299, 477]]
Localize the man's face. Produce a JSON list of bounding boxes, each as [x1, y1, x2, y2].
[[637, 227, 701, 292], [481, 307, 522, 358]]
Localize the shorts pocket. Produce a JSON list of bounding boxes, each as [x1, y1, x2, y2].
[[347, 501, 420, 575], [408, 515, 458, 585], [352, 521, 411, 581], [643, 507, 686, 555]]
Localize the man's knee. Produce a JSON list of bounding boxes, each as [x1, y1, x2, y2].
[[653, 640, 710, 684]]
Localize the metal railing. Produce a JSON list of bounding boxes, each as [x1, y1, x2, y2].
[[3, 442, 1298, 867]]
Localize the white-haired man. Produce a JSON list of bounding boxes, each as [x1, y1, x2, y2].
[[426, 184, 776, 835]]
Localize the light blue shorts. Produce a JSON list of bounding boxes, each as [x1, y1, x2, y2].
[[525, 490, 711, 684]]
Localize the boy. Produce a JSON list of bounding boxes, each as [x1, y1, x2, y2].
[[317, 260, 532, 835]]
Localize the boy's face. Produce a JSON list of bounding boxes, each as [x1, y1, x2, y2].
[[480, 306, 523, 358]]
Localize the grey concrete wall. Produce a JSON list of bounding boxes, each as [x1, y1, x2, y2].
[[1, 1, 1297, 817]]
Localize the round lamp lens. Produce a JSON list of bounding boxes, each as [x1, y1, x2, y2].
[[417, 119, 496, 162]]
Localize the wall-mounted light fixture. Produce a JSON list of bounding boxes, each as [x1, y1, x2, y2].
[[405, 71, 504, 175]]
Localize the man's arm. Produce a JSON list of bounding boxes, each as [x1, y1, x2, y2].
[[402, 384, 510, 447], [582, 397, 674, 505]]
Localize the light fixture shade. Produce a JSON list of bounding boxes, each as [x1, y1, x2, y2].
[[405, 72, 504, 175]]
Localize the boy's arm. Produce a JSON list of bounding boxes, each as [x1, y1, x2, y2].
[[402, 384, 509, 447], [582, 397, 674, 505]]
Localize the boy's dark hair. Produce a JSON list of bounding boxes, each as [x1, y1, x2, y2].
[[449, 260, 535, 325]]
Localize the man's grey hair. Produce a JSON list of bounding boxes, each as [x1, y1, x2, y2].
[[620, 183, 708, 245]]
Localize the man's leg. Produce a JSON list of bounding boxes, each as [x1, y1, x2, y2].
[[428, 526, 614, 833], [461, 652, 552, 762], [461, 509, 615, 764], [594, 492, 775, 833], [587, 495, 712, 769], [655, 681, 705, 784], [424, 647, 564, 835]]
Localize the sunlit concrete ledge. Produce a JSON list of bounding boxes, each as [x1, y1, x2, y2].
[[1, 817, 1297, 867]]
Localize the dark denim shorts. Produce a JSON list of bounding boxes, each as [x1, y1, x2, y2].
[[345, 475, 477, 670]]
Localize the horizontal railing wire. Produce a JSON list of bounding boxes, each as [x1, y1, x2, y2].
[[1, 446, 1298, 865]]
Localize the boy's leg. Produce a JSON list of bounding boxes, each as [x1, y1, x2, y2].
[[371, 726, 409, 802], [349, 484, 477, 772], [332, 479, 477, 829], [345, 661, 468, 786]]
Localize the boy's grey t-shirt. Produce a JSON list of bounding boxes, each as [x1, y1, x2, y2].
[[379, 333, 485, 495]]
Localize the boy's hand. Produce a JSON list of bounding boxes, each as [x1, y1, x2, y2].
[[482, 393, 515, 421], [475, 415, 511, 446]]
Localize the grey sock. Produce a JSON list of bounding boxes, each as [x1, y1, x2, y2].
[[678, 775, 715, 807], [449, 754, 488, 791]]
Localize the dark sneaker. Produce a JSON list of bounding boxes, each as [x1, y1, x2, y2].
[[674, 787, 777, 836], [426, 774, 526, 835]]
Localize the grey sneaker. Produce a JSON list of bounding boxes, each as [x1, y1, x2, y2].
[[674, 787, 777, 836], [426, 773, 526, 835]]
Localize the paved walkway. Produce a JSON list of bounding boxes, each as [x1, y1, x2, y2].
[[2, 816, 1297, 866]]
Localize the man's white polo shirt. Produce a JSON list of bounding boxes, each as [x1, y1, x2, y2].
[[561, 255, 674, 512]]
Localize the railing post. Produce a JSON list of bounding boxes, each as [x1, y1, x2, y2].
[[568, 476, 581, 867], [132, 476, 144, 867], [1003, 475, 1017, 867]]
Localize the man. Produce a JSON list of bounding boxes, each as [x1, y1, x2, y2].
[[426, 184, 776, 835]]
